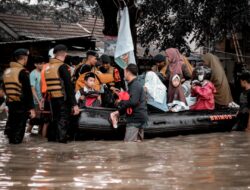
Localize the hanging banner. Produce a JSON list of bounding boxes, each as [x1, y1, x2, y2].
[[114, 7, 136, 69]]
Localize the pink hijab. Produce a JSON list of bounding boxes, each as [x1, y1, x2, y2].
[[165, 48, 184, 76]]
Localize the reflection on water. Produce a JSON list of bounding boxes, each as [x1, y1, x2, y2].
[[0, 118, 250, 189]]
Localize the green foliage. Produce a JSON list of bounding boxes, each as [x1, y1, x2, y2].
[[137, 0, 250, 50], [0, 0, 100, 24], [0, 0, 249, 50]]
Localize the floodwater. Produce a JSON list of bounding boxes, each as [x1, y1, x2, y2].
[[0, 118, 250, 189]]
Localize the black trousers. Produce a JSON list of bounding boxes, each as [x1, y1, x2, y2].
[[234, 112, 249, 131], [47, 98, 71, 143], [7, 105, 29, 144]]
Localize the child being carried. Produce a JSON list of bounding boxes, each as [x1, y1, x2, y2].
[[190, 66, 216, 110], [75, 72, 101, 108]]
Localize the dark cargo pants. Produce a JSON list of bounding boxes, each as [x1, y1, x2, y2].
[[48, 98, 71, 143]]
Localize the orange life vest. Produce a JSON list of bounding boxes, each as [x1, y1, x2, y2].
[[41, 63, 49, 94], [75, 65, 114, 91]]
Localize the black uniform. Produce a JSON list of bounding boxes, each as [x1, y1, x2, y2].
[[4, 68, 34, 144], [46, 60, 77, 143]]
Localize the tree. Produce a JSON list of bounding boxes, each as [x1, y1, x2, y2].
[[1, 0, 249, 50], [137, 0, 250, 50]]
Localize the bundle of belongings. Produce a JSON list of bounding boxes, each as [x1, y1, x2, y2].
[[144, 71, 168, 112]]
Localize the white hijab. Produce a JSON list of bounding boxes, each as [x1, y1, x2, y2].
[[144, 71, 167, 104]]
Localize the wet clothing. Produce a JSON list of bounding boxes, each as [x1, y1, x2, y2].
[[191, 81, 216, 110], [202, 53, 233, 106], [45, 59, 77, 143], [234, 90, 250, 131], [118, 78, 148, 124], [247, 90, 250, 109], [3, 62, 34, 144], [7, 105, 29, 144], [124, 123, 146, 142], [47, 98, 71, 142]]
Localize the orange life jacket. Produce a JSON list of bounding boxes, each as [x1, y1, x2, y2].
[[41, 63, 49, 94], [75, 66, 114, 91]]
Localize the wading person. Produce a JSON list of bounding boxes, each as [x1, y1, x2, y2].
[[238, 71, 250, 131], [3, 49, 35, 144], [40, 60, 50, 138], [27, 56, 44, 134], [45, 44, 79, 143], [110, 64, 148, 142]]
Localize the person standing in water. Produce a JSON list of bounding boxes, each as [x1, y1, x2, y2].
[[45, 44, 79, 143], [110, 64, 148, 142], [3, 49, 35, 144], [27, 56, 44, 134]]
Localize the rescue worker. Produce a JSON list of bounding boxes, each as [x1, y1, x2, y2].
[[74, 50, 99, 81], [110, 64, 148, 142], [3, 48, 35, 144], [99, 54, 121, 89], [75, 51, 114, 91], [45, 44, 80, 143]]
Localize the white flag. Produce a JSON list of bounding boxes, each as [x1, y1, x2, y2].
[[114, 7, 136, 69]]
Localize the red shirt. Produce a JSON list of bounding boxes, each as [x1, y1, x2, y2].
[[191, 81, 216, 110]]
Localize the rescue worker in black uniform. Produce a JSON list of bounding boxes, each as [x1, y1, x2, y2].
[[3, 49, 35, 144], [45, 44, 79, 143], [74, 50, 99, 81]]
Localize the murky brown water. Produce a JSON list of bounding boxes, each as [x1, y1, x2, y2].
[[0, 117, 250, 190]]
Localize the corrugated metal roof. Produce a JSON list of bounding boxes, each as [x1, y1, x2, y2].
[[0, 13, 104, 41]]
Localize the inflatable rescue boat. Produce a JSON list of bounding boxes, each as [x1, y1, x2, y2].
[[78, 107, 238, 139]]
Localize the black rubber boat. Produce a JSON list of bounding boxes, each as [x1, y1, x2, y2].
[[78, 107, 239, 139]]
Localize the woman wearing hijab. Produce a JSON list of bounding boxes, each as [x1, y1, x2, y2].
[[165, 48, 191, 112], [202, 53, 235, 108], [144, 71, 168, 112], [165, 48, 192, 82]]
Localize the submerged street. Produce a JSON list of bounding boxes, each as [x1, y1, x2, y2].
[[0, 117, 250, 190]]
